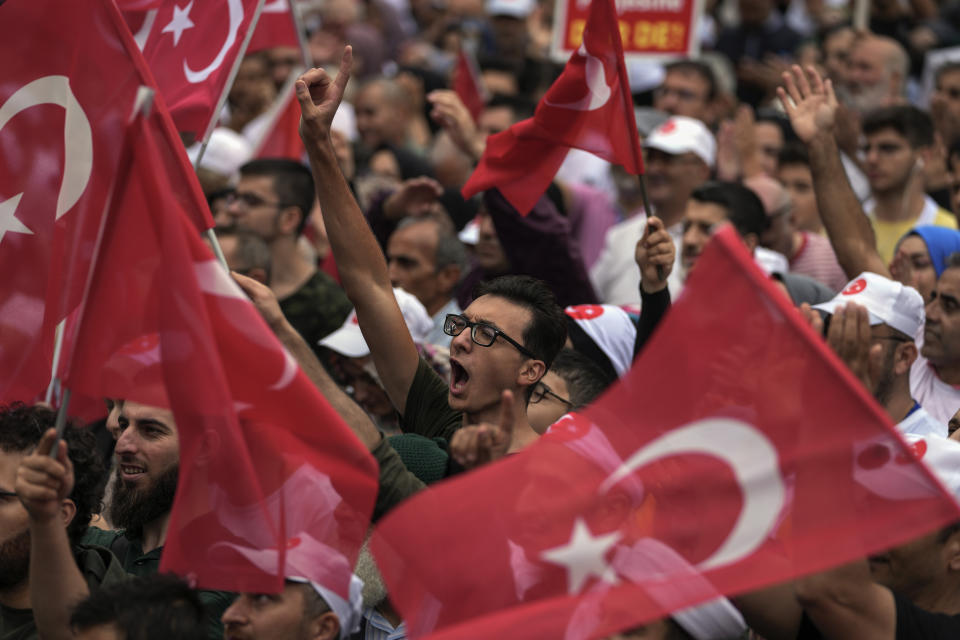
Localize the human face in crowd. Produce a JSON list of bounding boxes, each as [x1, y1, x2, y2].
[[448, 295, 535, 415], [112, 402, 179, 499], [922, 268, 960, 366], [681, 200, 729, 274], [387, 222, 446, 315], [652, 70, 713, 124], [355, 83, 400, 151], [868, 527, 960, 604], [934, 68, 960, 127], [753, 122, 784, 178], [326, 353, 396, 422], [863, 128, 919, 195], [644, 149, 710, 212], [226, 175, 286, 243], [950, 151, 960, 217], [474, 212, 510, 274], [822, 27, 855, 84], [264, 46, 300, 91], [778, 163, 821, 232], [890, 235, 937, 302], [477, 105, 516, 138], [527, 370, 574, 435], [0, 448, 30, 593], [222, 582, 338, 640], [845, 39, 894, 108]]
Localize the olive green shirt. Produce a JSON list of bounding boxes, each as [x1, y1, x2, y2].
[[278, 270, 352, 354], [80, 528, 233, 639], [0, 544, 127, 640]]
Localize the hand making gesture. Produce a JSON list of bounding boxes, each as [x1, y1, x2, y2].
[[777, 65, 838, 144]]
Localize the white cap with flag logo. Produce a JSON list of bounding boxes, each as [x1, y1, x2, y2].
[[319, 288, 434, 358], [813, 272, 924, 339], [643, 116, 716, 168]]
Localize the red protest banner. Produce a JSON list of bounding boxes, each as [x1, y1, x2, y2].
[[551, 0, 703, 60]]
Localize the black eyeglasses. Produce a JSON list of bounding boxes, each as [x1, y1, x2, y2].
[[530, 382, 574, 407], [444, 314, 537, 359], [0, 489, 17, 499], [226, 191, 290, 210]]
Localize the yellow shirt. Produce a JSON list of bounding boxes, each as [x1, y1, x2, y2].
[[869, 196, 958, 264]]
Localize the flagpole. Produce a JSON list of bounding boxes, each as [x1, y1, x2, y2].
[[44, 319, 66, 405], [288, 0, 312, 69], [248, 65, 305, 155], [193, 0, 268, 169], [48, 87, 157, 456]]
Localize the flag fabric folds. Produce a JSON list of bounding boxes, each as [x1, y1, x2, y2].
[[371, 225, 960, 640], [0, 0, 148, 404], [453, 48, 485, 123], [247, 0, 301, 54], [123, 0, 266, 140], [461, 0, 642, 214], [63, 104, 378, 594]]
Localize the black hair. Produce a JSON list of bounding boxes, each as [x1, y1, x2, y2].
[[475, 275, 567, 371], [548, 348, 612, 409], [0, 403, 105, 546], [690, 181, 769, 239], [777, 142, 810, 169], [862, 105, 935, 149], [756, 108, 798, 145], [663, 60, 718, 101], [70, 574, 206, 640], [239, 158, 316, 236], [485, 93, 536, 122]]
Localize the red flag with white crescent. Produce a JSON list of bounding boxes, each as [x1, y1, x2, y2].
[[124, 0, 266, 139], [247, 0, 300, 53], [370, 225, 960, 639]]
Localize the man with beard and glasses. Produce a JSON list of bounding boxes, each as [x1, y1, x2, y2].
[[1, 403, 126, 640], [20, 400, 232, 639], [808, 273, 946, 437]]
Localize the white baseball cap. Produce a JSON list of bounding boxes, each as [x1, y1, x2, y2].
[[319, 288, 433, 357], [485, 0, 534, 17], [644, 116, 716, 168], [813, 272, 924, 338]]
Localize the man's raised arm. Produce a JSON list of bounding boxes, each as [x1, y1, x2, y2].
[[295, 47, 420, 415], [778, 65, 889, 280]]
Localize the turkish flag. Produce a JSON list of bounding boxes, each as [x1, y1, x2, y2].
[[0, 0, 155, 404], [453, 48, 485, 123], [125, 0, 266, 139], [461, 0, 642, 214], [63, 108, 378, 593], [371, 225, 960, 639], [247, 0, 301, 53], [252, 83, 305, 161]]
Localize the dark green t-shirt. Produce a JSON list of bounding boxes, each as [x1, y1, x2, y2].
[[278, 270, 352, 353], [400, 358, 462, 442], [79, 528, 233, 639], [0, 543, 127, 640]]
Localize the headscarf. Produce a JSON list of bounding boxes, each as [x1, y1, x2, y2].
[[905, 226, 960, 277]]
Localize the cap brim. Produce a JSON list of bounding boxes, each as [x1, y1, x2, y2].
[[318, 327, 370, 358], [812, 299, 884, 326]]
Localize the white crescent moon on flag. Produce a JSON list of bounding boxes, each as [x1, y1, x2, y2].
[[269, 348, 298, 390], [600, 418, 785, 572], [543, 44, 612, 112], [183, 0, 244, 84], [0, 75, 93, 221], [133, 9, 159, 50]]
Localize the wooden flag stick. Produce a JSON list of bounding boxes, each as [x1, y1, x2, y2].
[[635, 172, 665, 281]]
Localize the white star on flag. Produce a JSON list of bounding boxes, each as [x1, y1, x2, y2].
[[162, 1, 195, 46], [540, 518, 622, 595], [0, 194, 33, 246]]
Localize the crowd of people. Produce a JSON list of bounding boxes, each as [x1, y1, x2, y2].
[[5, 0, 960, 637]]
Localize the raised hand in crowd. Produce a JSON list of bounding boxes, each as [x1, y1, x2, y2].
[[777, 64, 837, 144], [634, 216, 674, 294], [450, 390, 515, 469], [823, 302, 886, 395], [382, 176, 444, 221], [427, 89, 485, 162], [297, 47, 353, 148]]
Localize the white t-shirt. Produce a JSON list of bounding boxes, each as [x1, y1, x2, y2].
[[897, 404, 948, 438], [909, 355, 960, 425]]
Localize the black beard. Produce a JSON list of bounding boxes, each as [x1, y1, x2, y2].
[[108, 464, 179, 535], [0, 529, 30, 591]]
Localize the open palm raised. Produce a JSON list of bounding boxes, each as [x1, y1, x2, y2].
[[777, 65, 838, 144]]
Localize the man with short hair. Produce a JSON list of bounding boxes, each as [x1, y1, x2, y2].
[[386, 217, 467, 345], [226, 158, 352, 348], [70, 574, 206, 640], [352, 77, 414, 155], [527, 348, 610, 435], [652, 61, 718, 127], [839, 34, 910, 115], [214, 228, 272, 285], [1, 404, 125, 640], [295, 49, 568, 460], [860, 105, 957, 264], [932, 62, 960, 149], [591, 116, 714, 304]]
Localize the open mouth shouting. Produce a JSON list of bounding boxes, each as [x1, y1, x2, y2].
[[450, 358, 471, 397], [118, 460, 147, 483]]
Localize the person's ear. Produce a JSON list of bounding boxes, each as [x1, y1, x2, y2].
[[436, 264, 462, 296], [277, 206, 303, 236], [309, 611, 341, 640], [61, 498, 77, 528], [517, 359, 546, 389], [741, 232, 760, 253], [895, 342, 918, 375]]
